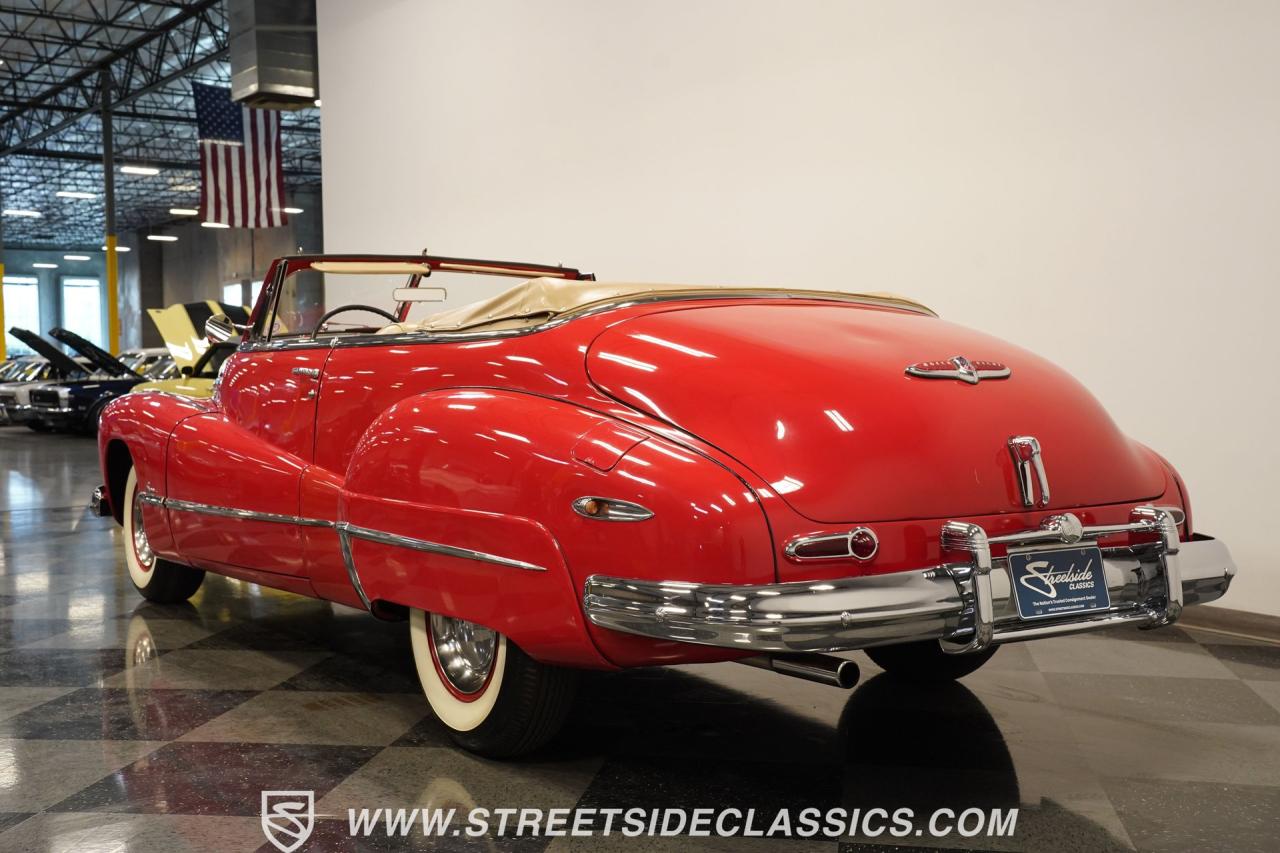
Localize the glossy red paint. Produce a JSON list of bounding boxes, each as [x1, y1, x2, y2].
[[586, 303, 1167, 524], [98, 253, 1191, 671]]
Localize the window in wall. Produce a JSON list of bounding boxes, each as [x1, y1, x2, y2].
[[222, 279, 262, 308], [60, 277, 104, 347], [3, 276, 40, 355]]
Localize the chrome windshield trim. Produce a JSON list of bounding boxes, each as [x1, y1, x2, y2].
[[337, 521, 546, 572]]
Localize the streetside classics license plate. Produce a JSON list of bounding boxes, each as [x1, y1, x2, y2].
[[1009, 546, 1111, 620]]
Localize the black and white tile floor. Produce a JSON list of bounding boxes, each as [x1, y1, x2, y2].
[[1, 430, 1276, 852]]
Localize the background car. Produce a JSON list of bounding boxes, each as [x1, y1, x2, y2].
[[128, 341, 235, 399], [127, 301, 249, 399], [27, 329, 170, 434], [0, 330, 92, 428]]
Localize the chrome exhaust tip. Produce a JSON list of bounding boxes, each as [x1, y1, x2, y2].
[[737, 652, 860, 689]]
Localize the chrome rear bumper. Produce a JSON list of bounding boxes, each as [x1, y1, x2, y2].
[[582, 506, 1235, 654]]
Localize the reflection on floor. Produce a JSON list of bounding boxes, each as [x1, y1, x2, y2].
[[0, 428, 1277, 852]]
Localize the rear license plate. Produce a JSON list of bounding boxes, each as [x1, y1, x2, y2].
[[1009, 546, 1110, 620]]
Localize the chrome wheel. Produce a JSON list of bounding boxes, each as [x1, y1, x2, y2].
[[130, 489, 155, 570], [429, 613, 497, 695]]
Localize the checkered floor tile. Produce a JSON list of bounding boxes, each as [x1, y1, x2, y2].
[[1, 430, 1276, 852]]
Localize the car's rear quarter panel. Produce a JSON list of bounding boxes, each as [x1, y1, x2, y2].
[[338, 387, 776, 667]]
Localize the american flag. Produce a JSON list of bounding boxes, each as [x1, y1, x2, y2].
[[193, 82, 288, 228]]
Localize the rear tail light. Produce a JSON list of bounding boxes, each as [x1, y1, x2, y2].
[[785, 527, 879, 562]]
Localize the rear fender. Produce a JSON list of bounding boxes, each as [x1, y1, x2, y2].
[[340, 389, 775, 668]]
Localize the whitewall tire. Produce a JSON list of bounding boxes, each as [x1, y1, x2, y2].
[[121, 468, 205, 603], [409, 608, 576, 757]]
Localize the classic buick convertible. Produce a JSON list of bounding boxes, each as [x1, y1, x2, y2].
[[94, 253, 1236, 757]]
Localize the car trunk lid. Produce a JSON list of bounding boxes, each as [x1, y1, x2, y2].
[[586, 301, 1165, 523]]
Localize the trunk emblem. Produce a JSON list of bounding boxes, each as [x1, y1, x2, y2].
[[905, 356, 1010, 384]]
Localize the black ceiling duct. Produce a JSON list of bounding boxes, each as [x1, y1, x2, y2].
[[229, 0, 319, 110]]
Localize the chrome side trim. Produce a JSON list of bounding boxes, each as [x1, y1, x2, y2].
[[159, 496, 333, 527], [336, 524, 373, 611], [337, 521, 547, 572], [143, 496, 544, 597]]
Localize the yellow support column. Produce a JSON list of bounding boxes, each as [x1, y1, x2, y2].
[[0, 259, 7, 361], [102, 69, 120, 352], [105, 235, 120, 352]]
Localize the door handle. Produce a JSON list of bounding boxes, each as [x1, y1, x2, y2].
[[291, 367, 320, 379]]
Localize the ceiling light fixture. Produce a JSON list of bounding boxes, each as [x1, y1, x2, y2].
[[101, 245, 132, 253], [33, 262, 58, 269], [201, 221, 230, 229], [3, 208, 41, 217], [169, 207, 199, 216], [282, 207, 303, 214], [63, 254, 91, 261], [56, 190, 97, 200], [146, 235, 178, 242], [120, 165, 160, 176]]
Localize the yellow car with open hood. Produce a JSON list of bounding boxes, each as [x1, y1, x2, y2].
[[129, 300, 249, 398]]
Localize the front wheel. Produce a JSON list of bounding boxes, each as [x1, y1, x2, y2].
[[122, 468, 205, 603], [864, 640, 998, 682], [409, 609, 576, 758]]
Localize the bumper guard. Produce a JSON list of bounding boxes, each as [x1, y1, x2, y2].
[[582, 506, 1235, 654]]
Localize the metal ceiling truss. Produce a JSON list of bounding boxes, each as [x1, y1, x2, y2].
[[0, 1, 321, 249]]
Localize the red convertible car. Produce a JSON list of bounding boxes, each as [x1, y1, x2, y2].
[[94, 253, 1236, 757]]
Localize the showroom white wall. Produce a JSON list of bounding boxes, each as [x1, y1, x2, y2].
[[317, 1, 1279, 615]]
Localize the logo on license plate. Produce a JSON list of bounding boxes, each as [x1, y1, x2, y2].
[[1010, 546, 1110, 620]]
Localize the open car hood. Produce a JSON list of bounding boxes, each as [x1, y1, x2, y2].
[[586, 301, 1166, 523], [146, 301, 250, 370], [6, 328, 85, 379], [48, 327, 140, 379]]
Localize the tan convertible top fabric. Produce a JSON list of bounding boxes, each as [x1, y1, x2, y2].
[[378, 277, 935, 335]]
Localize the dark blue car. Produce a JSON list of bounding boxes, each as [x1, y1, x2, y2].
[[24, 328, 170, 434]]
